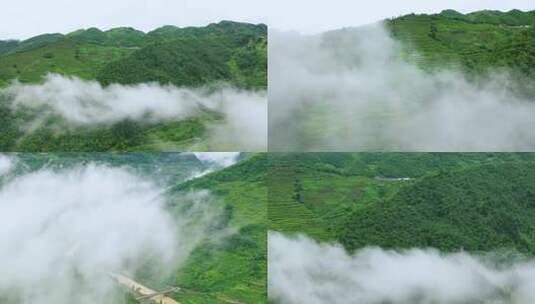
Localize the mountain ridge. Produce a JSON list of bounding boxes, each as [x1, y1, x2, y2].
[[0, 20, 266, 53]]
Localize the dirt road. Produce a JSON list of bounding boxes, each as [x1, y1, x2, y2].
[[110, 273, 180, 304]]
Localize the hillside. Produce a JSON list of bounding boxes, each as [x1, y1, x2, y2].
[[0, 21, 266, 152], [268, 153, 535, 255], [168, 153, 267, 303], [2, 153, 267, 304], [0, 21, 267, 89], [0, 107, 219, 152], [340, 161, 535, 253], [386, 9, 535, 93], [269, 9, 535, 152]]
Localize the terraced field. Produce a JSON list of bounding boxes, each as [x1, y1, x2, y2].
[[267, 164, 331, 240], [267, 153, 535, 246], [266, 154, 422, 242]]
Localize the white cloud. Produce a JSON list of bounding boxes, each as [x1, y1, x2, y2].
[[3, 74, 267, 151], [0, 164, 218, 303], [193, 152, 240, 167], [269, 24, 535, 151], [0, 154, 15, 176], [269, 232, 535, 304]]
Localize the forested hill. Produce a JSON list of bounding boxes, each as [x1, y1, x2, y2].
[[385, 9, 535, 84], [340, 161, 535, 254], [167, 153, 267, 303], [268, 153, 535, 254], [398, 9, 535, 26], [403, 9, 535, 26], [0, 21, 267, 89]]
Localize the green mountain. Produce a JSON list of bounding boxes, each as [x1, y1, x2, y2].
[[168, 153, 267, 303], [268, 153, 535, 255], [438, 9, 535, 26], [0, 21, 266, 152], [0, 21, 267, 88], [340, 161, 535, 253], [5, 153, 267, 304], [386, 9, 535, 91]]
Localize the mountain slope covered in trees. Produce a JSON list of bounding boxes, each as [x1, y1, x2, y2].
[[0, 21, 266, 152], [0, 21, 267, 89], [268, 153, 535, 255], [169, 153, 267, 303], [386, 9, 535, 92]]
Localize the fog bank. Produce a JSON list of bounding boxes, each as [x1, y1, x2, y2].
[[269, 232, 535, 304], [193, 152, 240, 167], [2, 74, 267, 150], [0, 164, 216, 304], [269, 24, 535, 151], [187, 152, 241, 179], [0, 154, 14, 176]]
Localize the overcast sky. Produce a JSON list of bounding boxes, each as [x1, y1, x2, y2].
[[1, 0, 535, 39], [268, 0, 535, 34], [0, 0, 267, 40]]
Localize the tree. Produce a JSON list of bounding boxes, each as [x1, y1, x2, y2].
[[429, 23, 438, 40]]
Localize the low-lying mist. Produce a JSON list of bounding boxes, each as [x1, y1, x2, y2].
[[0, 161, 220, 304], [269, 24, 535, 151], [269, 232, 535, 304], [193, 152, 240, 167], [187, 152, 240, 179], [0, 154, 14, 176], [2, 74, 266, 150]]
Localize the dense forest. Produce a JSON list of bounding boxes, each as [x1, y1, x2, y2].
[[0, 21, 266, 152], [268, 153, 535, 255]]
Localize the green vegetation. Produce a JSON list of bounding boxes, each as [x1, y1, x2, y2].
[[0, 107, 218, 152], [165, 153, 267, 303], [7, 152, 207, 183], [387, 9, 535, 95], [0, 21, 266, 88], [0, 21, 266, 151], [268, 153, 535, 255], [6, 153, 267, 303], [340, 161, 535, 253], [96, 22, 267, 89]]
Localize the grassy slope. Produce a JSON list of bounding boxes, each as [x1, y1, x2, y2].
[[268, 153, 535, 249], [0, 39, 135, 86], [166, 154, 268, 304], [387, 9, 535, 83], [97, 21, 267, 89], [0, 22, 266, 152]]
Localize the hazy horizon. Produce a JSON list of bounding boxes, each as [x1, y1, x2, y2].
[[0, 19, 266, 41], [266, 0, 535, 34], [2, 0, 535, 40], [0, 0, 268, 40]]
